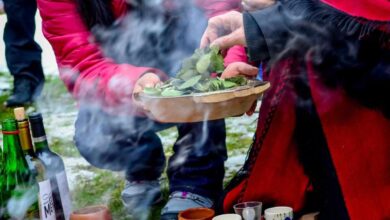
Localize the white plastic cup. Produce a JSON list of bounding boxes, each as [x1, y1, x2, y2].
[[212, 214, 242, 220], [264, 206, 293, 220]]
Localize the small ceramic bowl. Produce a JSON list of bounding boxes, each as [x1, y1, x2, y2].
[[70, 205, 112, 220], [213, 214, 242, 220], [178, 208, 215, 220]]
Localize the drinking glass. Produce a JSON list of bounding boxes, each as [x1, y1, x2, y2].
[[233, 201, 262, 220]]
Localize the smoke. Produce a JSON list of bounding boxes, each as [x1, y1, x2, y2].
[[93, 0, 207, 75], [65, 2, 219, 219], [7, 185, 39, 220]]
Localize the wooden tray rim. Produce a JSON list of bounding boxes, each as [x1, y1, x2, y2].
[[139, 81, 270, 104]]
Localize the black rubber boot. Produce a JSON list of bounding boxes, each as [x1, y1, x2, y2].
[[4, 76, 42, 107]]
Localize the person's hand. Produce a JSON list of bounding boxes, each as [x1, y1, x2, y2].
[[223, 62, 259, 116], [133, 72, 161, 111], [200, 11, 246, 53], [133, 72, 161, 94], [221, 62, 258, 79], [241, 0, 276, 11]]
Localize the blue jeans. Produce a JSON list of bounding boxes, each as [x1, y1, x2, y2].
[[74, 107, 227, 199], [3, 0, 44, 84]]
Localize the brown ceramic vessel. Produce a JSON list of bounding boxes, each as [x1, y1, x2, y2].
[[178, 208, 215, 220], [70, 205, 112, 220]]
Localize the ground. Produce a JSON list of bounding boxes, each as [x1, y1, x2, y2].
[[0, 72, 258, 219]]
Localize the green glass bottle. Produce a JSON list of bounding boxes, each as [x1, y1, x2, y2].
[[29, 113, 72, 220], [0, 146, 6, 218], [2, 119, 39, 219]]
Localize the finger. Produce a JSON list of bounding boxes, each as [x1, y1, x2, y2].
[[133, 84, 143, 94], [221, 65, 239, 79], [238, 63, 259, 77], [200, 16, 224, 48], [211, 29, 245, 51], [221, 63, 259, 79], [200, 26, 219, 48], [144, 77, 161, 88]]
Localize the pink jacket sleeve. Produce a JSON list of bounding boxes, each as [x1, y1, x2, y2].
[[37, 0, 163, 114]]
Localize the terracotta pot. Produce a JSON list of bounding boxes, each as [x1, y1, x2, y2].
[[70, 205, 112, 220], [178, 208, 215, 220]]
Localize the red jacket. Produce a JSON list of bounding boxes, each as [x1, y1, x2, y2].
[[223, 60, 390, 219], [37, 0, 245, 114]]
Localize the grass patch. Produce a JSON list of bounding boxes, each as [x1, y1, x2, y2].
[[49, 137, 80, 157], [226, 132, 253, 154], [72, 168, 170, 220], [72, 170, 130, 220]]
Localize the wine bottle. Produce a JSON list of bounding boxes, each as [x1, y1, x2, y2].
[[2, 119, 40, 219], [29, 113, 72, 220], [14, 108, 46, 182]]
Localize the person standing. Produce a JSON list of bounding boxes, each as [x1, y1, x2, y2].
[[36, 0, 247, 219], [2, 0, 44, 107], [201, 0, 390, 219]]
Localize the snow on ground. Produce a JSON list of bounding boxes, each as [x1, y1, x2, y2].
[[63, 157, 95, 190]]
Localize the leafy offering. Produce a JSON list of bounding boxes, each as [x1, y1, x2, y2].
[[143, 46, 249, 97]]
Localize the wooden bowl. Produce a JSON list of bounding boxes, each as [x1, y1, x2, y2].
[[138, 80, 270, 123]]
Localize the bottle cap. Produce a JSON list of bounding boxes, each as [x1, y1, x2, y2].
[[28, 112, 46, 138], [14, 107, 26, 121], [28, 112, 43, 122]]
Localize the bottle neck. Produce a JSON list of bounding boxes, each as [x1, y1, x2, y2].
[[2, 130, 29, 171], [29, 117, 51, 152], [17, 120, 36, 156], [33, 135, 50, 152]]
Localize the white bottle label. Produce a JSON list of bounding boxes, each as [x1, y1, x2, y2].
[[38, 180, 56, 220], [56, 171, 72, 220]]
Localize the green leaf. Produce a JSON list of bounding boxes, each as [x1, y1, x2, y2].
[[226, 76, 247, 86], [181, 58, 193, 72], [170, 78, 184, 87], [210, 78, 223, 91], [178, 75, 202, 90], [209, 46, 225, 73], [143, 87, 161, 96], [193, 81, 211, 92], [178, 69, 197, 81], [196, 54, 211, 74], [210, 45, 220, 54], [221, 80, 237, 89], [161, 89, 183, 97]]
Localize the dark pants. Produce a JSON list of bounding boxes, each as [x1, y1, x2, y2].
[[3, 0, 44, 84], [74, 107, 227, 199]]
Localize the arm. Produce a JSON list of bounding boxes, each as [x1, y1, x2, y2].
[[37, 0, 165, 114], [201, 2, 293, 62], [243, 2, 291, 62]]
